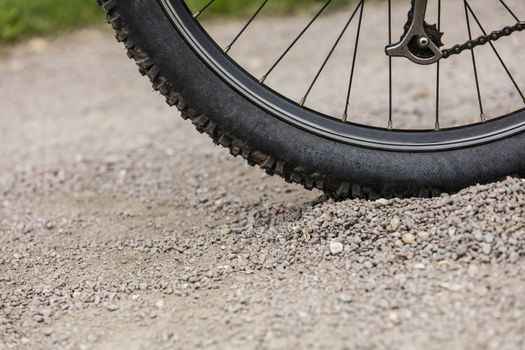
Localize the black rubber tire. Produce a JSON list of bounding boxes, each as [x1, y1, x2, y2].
[[98, 0, 525, 199]]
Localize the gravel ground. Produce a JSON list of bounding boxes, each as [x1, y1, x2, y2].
[[1, 12, 525, 350]]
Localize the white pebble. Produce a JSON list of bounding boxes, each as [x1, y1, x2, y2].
[[329, 241, 344, 255], [390, 217, 401, 231], [402, 233, 416, 244]]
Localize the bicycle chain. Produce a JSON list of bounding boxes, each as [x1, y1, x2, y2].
[[441, 21, 525, 59]]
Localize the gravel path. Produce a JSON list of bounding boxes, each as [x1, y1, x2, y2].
[[1, 20, 524, 350]]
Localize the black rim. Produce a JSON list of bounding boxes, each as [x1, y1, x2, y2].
[[158, 0, 525, 152]]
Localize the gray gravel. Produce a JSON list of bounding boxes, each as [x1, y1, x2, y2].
[[1, 21, 525, 350]]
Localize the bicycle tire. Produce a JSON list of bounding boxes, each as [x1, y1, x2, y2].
[[97, 0, 525, 198]]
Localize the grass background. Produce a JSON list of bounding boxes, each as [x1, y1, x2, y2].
[[0, 0, 102, 45], [0, 0, 351, 45]]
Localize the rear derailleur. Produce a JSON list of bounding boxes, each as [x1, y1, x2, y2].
[[385, 0, 443, 65]]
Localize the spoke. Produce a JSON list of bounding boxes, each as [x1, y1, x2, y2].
[[463, 0, 485, 121], [301, 0, 364, 106], [343, 0, 365, 122], [193, 0, 216, 18], [435, 0, 442, 130], [225, 0, 270, 53], [260, 0, 333, 83], [498, 0, 520, 21], [465, 1, 525, 104], [388, 0, 393, 129]]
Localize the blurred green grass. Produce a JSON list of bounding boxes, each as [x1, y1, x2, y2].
[[0, 0, 102, 45], [0, 0, 351, 45]]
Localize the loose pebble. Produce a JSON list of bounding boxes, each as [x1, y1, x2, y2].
[[390, 217, 401, 231], [402, 233, 416, 244], [329, 241, 344, 255], [155, 300, 165, 310], [105, 304, 119, 312], [417, 231, 430, 241], [338, 294, 353, 303]]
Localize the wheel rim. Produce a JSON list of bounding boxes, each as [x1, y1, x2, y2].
[[159, 0, 525, 151]]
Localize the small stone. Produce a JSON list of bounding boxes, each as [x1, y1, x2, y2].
[[467, 264, 480, 277], [484, 234, 495, 244], [388, 311, 400, 324], [320, 213, 332, 222], [481, 243, 492, 255], [376, 198, 389, 206], [440, 282, 464, 292], [473, 231, 484, 241], [105, 304, 119, 312], [39, 308, 52, 318], [43, 327, 53, 336], [363, 261, 374, 269], [414, 263, 426, 270], [220, 226, 232, 235], [417, 231, 431, 241], [155, 299, 165, 310], [390, 217, 401, 231], [448, 227, 457, 237], [338, 294, 353, 303], [509, 252, 520, 263], [402, 233, 416, 244], [329, 241, 344, 255], [456, 244, 468, 258], [296, 310, 309, 319]]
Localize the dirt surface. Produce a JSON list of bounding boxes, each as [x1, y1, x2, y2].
[[1, 15, 525, 350]]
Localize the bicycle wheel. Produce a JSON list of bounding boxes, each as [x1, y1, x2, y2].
[[98, 0, 525, 198]]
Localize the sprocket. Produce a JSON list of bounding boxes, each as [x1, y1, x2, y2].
[[424, 23, 444, 48], [402, 0, 443, 49]]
